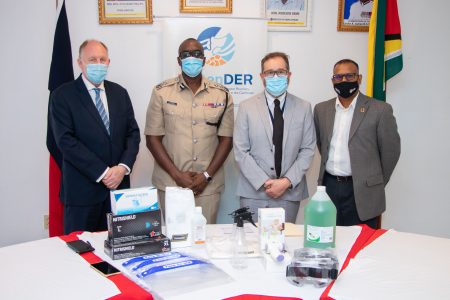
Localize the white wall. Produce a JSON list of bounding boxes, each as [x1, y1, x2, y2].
[[1, 0, 449, 247]]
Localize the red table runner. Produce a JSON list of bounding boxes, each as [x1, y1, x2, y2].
[[59, 232, 153, 300]]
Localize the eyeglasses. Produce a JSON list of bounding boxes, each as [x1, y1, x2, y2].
[[179, 50, 204, 59], [332, 73, 359, 82], [262, 69, 289, 78]]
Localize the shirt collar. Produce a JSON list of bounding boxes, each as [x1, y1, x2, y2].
[[177, 73, 208, 93], [82, 74, 105, 92], [265, 90, 287, 107], [335, 92, 359, 110]]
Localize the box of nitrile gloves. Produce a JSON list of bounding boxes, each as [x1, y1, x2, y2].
[[104, 234, 171, 260], [107, 210, 162, 245], [110, 186, 158, 215]]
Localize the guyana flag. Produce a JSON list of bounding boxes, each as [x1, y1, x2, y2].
[[366, 0, 403, 101]]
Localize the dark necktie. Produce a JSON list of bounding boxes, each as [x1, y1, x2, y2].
[[93, 88, 110, 135], [273, 99, 284, 178]]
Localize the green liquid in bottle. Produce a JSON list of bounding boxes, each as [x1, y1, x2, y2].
[[304, 186, 337, 249]]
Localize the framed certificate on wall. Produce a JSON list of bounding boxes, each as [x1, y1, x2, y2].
[[99, 0, 153, 24], [180, 0, 233, 14], [266, 0, 312, 31]]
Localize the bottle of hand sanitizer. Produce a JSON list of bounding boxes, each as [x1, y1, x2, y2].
[[304, 186, 337, 249], [192, 206, 207, 245]]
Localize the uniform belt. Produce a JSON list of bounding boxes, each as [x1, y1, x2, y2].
[[325, 171, 352, 182]]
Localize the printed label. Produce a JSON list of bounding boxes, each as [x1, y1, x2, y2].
[[306, 225, 334, 243]]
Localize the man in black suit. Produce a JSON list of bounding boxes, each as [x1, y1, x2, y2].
[[50, 40, 140, 234]]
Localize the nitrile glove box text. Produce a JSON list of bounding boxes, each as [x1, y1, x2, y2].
[[107, 210, 162, 245], [104, 235, 171, 260], [110, 186, 158, 215]]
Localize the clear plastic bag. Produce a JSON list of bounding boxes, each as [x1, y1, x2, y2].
[[121, 251, 233, 298]]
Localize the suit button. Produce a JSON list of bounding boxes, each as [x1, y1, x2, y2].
[[270, 167, 274, 170], [193, 156, 198, 161], [192, 120, 197, 125], [193, 138, 198, 144]]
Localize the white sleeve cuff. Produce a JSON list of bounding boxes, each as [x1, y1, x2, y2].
[[97, 167, 110, 182], [119, 163, 131, 175]]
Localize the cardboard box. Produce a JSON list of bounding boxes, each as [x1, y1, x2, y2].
[[258, 208, 285, 252], [104, 235, 171, 260], [107, 210, 162, 245], [110, 186, 158, 215]]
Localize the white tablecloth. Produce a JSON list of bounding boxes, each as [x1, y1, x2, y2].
[[80, 224, 363, 300]]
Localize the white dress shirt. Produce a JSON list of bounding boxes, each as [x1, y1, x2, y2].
[[325, 93, 359, 176], [82, 74, 109, 116], [265, 90, 287, 119], [81, 75, 130, 183]]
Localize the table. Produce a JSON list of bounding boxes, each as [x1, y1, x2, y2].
[[0, 225, 373, 300], [4, 225, 448, 299]]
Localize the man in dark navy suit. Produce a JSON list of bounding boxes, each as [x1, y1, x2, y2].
[[50, 39, 140, 234]]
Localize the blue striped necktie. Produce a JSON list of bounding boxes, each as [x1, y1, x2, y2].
[[93, 88, 110, 135]]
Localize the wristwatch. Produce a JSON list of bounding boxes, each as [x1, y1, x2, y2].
[[203, 171, 213, 182]]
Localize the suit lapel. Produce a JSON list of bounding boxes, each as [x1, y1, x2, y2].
[[282, 93, 294, 151], [325, 99, 336, 146], [75, 76, 110, 137], [255, 93, 273, 147], [349, 93, 369, 141]]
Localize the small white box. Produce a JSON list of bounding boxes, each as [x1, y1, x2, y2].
[[258, 208, 285, 253], [110, 186, 158, 215]]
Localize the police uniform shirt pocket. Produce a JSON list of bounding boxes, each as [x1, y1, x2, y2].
[[203, 106, 222, 123], [163, 100, 183, 133], [202, 99, 225, 123]]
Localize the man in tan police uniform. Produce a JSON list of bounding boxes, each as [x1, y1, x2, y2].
[[145, 38, 234, 223]]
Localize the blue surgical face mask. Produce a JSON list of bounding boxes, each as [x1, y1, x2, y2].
[[86, 63, 108, 85], [265, 75, 288, 97], [181, 57, 203, 78]]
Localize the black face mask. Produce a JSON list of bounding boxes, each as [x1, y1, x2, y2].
[[333, 81, 359, 98]]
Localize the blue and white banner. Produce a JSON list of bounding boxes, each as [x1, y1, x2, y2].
[[162, 17, 268, 107], [162, 17, 267, 223]]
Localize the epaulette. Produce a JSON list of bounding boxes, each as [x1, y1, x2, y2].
[[208, 81, 229, 93], [155, 77, 179, 90]]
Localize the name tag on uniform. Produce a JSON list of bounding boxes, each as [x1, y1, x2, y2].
[[166, 100, 177, 106]]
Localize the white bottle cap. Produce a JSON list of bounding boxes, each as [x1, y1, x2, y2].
[[195, 206, 202, 214], [317, 186, 326, 192]]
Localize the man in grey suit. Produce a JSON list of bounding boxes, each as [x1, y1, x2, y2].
[[234, 52, 316, 222], [314, 59, 400, 228]]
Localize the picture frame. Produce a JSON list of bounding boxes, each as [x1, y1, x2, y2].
[[180, 0, 232, 14], [337, 0, 373, 32], [266, 0, 312, 32], [98, 0, 153, 24]]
